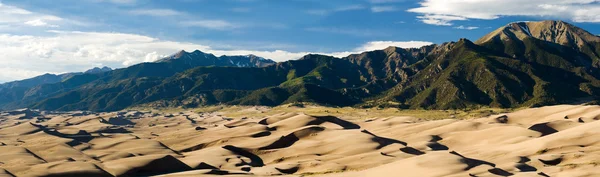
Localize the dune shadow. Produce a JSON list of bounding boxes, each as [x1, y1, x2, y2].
[[251, 131, 271, 138], [515, 163, 537, 172], [400, 147, 425, 155], [29, 123, 95, 145], [276, 166, 300, 174], [488, 168, 514, 176], [259, 134, 300, 150], [528, 123, 558, 136], [222, 145, 264, 167], [450, 151, 496, 171], [309, 116, 360, 129], [259, 126, 325, 150], [539, 157, 562, 166], [427, 135, 449, 151], [361, 130, 407, 149], [205, 169, 248, 175]]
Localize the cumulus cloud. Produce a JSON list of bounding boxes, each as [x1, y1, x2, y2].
[[0, 30, 433, 82], [409, 0, 600, 25]]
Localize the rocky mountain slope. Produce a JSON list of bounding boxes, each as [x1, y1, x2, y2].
[[2, 20, 600, 111]]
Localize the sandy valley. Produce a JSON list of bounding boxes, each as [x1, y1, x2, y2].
[[0, 105, 599, 177]]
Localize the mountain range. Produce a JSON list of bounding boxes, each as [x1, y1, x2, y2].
[[1, 20, 599, 111]]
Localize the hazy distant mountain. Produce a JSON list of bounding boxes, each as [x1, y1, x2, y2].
[[84, 66, 112, 74], [5, 20, 600, 111], [156, 50, 276, 68], [0, 51, 276, 110]]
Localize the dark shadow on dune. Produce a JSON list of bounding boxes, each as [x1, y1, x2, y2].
[[276, 166, 300, 174], [195, 126, 207, 131], [361, 130, 407, 149], [528, 123, 558, 136], [427, 135, 449, 151], [251, 131, 271, 138], [400, 147, 425, 155], [259, 134, 300, 150], [184, 115, 197, 124], [430, 135, 443, 142], [117, 155, 192, 177], [179, 143, 207, 153], [309, 116, 360, 129], [205, 169, 248, 175], [196, 162, 218, 170], [258, 118, 269, 125], [488, 168, 513, 176], [222, 145, 264, 167], [94, 127, 131, 134], [450, 151, 496, 171], [518, 156, 531, 163], [496, 115, 509, 123], [28, 123, 95, 146], [538, 172, 550, 177], [539, 157, 562, 166], [259, 127, 325, 150], [101, 117, 135, 126], [427, 142, 449, 151], [380, 152, 394, 157], [515, 163, 537, 172]]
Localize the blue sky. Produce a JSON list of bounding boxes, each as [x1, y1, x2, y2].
[[1, 0, 600, 82]]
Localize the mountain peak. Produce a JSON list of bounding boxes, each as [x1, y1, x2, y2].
[[476, 20, 600, 47], [85, 66, 112, 74]]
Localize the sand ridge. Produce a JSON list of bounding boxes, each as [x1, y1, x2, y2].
[[0, 105, 599, 177]]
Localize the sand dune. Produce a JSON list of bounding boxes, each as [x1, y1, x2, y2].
[[1, 105, 599, 176]]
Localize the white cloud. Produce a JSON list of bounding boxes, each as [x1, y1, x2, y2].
[[417, 14, 467, 26], [24, 19, 60, 27], [409, 0, 600, 25], [453, 25, 479, 30], [356, 41, 434, 51], [0, 3, 63, 28], [0, 31, 433, 82], [180, 20, 240, 30], [371, 6, 398, 13], [129, 9, 182, 16]]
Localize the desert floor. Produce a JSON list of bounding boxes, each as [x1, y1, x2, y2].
[[0, 105, 599, 177]]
